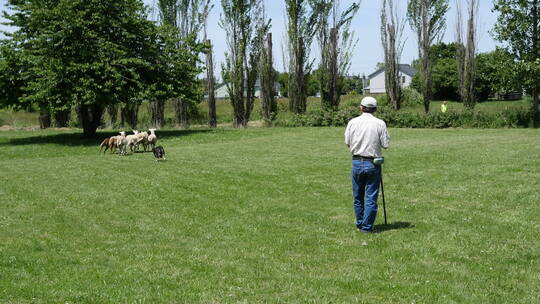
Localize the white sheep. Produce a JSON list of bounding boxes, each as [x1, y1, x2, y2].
[[116, 131, 128, 155], [126, 130, 139, 152], [147, 129, 157, 150], [135, 130, 149, 152]]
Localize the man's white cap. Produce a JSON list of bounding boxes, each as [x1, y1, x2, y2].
[[361, 96, 377, 108]]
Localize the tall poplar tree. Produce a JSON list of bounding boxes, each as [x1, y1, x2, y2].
[[220, 0, 266, 127], [381, 0, 405, 110], [407, 0, 449, 113], [285, 0, 320, 114], [313, 0, 360, 111], [455, 0, 479, 109], [157, 0, 212, 128]]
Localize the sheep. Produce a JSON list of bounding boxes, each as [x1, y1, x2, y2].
[[126, 130, 139, 152], [116, 131, 128, 155], [99, 138, 110, 153], [134, 130, 149, 152], [99, 136, 120, 154], [147, 129, 157, 150], [107, 136, 120, 154]]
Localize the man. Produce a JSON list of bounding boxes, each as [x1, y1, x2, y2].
[[441, 101, 448, 113], [344, 96, 390, 233]]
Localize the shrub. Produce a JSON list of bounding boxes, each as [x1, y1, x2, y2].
[[401, 87, 423, 107], [276, 106, 539, 128]]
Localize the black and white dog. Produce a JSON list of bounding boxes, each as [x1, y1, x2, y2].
[[152, 146, 166, 161]]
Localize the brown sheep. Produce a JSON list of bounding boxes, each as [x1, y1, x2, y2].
[[99, 136, 119, 154]]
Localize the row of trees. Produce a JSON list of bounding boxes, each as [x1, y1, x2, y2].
[[1, 0, 538, 136], [0, 0, 361, 136], [408, 43, 522, 102], [382, 0, 539, 117]]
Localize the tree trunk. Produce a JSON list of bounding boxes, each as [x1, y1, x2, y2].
[[260, 32, 276, 124], [532, 0, 539, 126], [533, 87, 539, 127], [289, 36, 307, 114], [38, 105, 51, 129], [421, 1, 431, 114], [463, 0, 478, 110], [206, 40, 217, 128], [53, 109, 70, 127], [150, 99, 165, 128], [77, 104, 103, 138], [107, 105, 118, 128], [422, 54, 432, 113], [176, 99, 189, 128], [121, 103, 139, 129], [329, 27, 339, 110]]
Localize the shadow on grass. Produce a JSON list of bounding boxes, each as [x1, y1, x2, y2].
[[0, 129, 217, 147], [374, 221, 414, 233]]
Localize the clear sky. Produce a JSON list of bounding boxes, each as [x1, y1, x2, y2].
[[1, 0, 500, 77]]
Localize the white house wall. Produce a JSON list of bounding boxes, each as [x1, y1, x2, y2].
[[369, 73, 386, 94], [368, 71, 414, 94]]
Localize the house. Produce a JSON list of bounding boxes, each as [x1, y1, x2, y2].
[[363, 64, 417, 94], [214, 80, 282, 99]]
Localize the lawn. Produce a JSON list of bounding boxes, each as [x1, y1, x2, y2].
[[1, 127, 539, 303]]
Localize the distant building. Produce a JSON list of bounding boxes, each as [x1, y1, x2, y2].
[[215, 80, 282, 99], [363, 64, 417, 94]]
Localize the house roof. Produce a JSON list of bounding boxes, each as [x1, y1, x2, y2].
[[367, 64, 417, 79]]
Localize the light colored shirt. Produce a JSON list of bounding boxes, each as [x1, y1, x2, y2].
[[441, 104, 448, 113], [344, 113, 390, 158]]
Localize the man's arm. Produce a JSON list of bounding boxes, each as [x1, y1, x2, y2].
[[344, 122, 351, 148], [380, 123, 390, 149]]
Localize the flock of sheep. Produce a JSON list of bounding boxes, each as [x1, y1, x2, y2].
[[99, 129, 158, 155]]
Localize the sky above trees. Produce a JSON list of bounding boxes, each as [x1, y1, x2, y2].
[[1, 0, 499, 76]]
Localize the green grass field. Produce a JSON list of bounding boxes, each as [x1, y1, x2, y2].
[[1, 127, 539, 303]]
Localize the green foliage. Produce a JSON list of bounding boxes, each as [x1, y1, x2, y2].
[[341, 75, 363, 95], [0, 41, 28, 109], [145, 28, 205, 104], [492, 0, 540, 112], [277, 72, 289, 97], [0, 0, 205, 135], [407, 0, 449, 42], [220, 0, 263, 127], [411, 43, 459, 101], [475, 48, 521, 100], [2, 0, 156, 109], [401, 87, 423, 107], [279, 104, 539, 128]]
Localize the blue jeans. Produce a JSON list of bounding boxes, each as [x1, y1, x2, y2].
[[351, 160, 381, 231]]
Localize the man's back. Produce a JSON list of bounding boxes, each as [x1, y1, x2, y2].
[[344, 113, 389, 158]]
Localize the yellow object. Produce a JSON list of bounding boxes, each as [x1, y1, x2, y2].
[[441, 103, 448, 113]]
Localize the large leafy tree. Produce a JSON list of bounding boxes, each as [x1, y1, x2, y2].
[[410, 42, 459, 101], [1, 0, 156, 137], [407, 0, 449, 113], [475, 48, 520, 101], [492, 0, 540, 116]]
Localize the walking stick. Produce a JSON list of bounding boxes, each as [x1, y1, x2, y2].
[[380, 166, 387, 225]]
